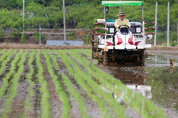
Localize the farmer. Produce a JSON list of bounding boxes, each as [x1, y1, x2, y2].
[[113, 11, 131, 44]]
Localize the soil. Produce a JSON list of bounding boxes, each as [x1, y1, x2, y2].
[[0, 43, 91, 49]]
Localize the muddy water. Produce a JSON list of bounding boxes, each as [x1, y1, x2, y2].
[[99, 52, 178, 118]]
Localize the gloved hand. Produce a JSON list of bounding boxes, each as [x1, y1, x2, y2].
[[117, 25, 120, 28]]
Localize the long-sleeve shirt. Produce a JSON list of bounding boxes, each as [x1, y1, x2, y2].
[[114, 18, 131, 31]]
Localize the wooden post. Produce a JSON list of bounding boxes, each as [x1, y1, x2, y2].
[[154, 2, 158, 46], [177, 22, 178, 42], [167, 2, 169, 46]]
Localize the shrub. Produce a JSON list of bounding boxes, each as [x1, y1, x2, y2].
[[20, 34, 26, 43], [170, 41, 177, 46], [35, 32, 46, 42], [68, 31, 76, 40], [0, 30, 5, 41], [54, 23, 59, 31], [162, 43, 167, 46]]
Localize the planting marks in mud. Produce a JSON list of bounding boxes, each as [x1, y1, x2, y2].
[[0, 49, 167, 118]]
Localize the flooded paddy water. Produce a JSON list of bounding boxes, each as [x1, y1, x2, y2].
[[98, 50, 178, 118]]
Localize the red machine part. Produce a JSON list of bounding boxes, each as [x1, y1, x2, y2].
[[106, 42, 112, 46], [135, 41, 141, 46], [128, 34, 134, 45], [116, 34, 123, 45]]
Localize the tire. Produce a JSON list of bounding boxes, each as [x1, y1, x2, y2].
[[103, 52, 108, 66], [140, 50, 144, 66], [98, 55, 103, 63], [92, 51, 94, 59]]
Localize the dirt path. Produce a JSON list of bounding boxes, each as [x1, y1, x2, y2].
[[0, 43, 91, 49]]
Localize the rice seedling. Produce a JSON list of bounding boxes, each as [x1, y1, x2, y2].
[[57, 50, 126, 118], [71, 49, 166, 118], [23, 49, 35, 117], [35, 50, 51, 118], [2, 50, 28, 117], [0, 49, 6, 54], [0, 49, 21, 99], [43, 50, 70, 118], [0, 49, 13, 63], [47, 50, 91, 118], [75, 49, 165, 117]]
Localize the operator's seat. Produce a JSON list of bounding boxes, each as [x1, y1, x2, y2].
[[120, 27, 129, 35]]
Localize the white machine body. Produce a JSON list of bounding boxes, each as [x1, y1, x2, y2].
[[98, 21, 152, 50]]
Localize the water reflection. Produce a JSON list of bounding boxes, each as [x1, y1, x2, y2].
[[110, 66, 152, 99], [145, 54, 178, 113]]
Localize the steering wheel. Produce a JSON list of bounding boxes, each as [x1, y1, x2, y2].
[[119, 25, 130, 28]]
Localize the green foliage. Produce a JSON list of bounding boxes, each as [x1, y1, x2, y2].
[[0, 29, 5, 41], [20, 34, 26, 43], [53, 23, 59, 31], [162, 43, 167, 46], [84, 33, 91, 44], [23, 50, 35, 117], [95, 29, 108, 33], [170, 41, 177, 46], [35, 32, 46, 42], [68, 31, 76, 40], [9, 30, 22, 39], [35, 50, 51, 118], [0, 0, 178, 30]]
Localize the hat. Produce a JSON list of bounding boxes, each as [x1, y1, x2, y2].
[[116, 11, 128, 17]]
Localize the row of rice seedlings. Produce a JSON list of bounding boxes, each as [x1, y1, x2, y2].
[[79, 49, 92, 58], [0, 49, 13, 63], [78, 49, 98, 63], [0, 50, 16, 76], [0, 49, 6, 55], [66, 50, 126, 118], [2, 50, 28, 117], [47, 50, 91, 118], [56, 50, 122, 118], [35, 50, 51, 118], [74, 49, 166, 118], [84, 55, 166, 118], [0, 49, 21, 99], [23, 49, 36, 117], [43, 50, 70, 118]]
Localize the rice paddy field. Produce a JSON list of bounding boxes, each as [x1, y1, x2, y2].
[[0, 49, 167, 118]]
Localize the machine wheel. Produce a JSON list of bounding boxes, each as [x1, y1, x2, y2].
[[92, 51, 94, 59], [103, 52, 108, 66], [98, 55, 103, 63], [139, 50, 144, 66]]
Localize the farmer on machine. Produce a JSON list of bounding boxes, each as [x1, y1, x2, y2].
[[113, 11, 131, 44]]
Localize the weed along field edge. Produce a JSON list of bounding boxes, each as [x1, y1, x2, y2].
[[0, 49, 175, 118]]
